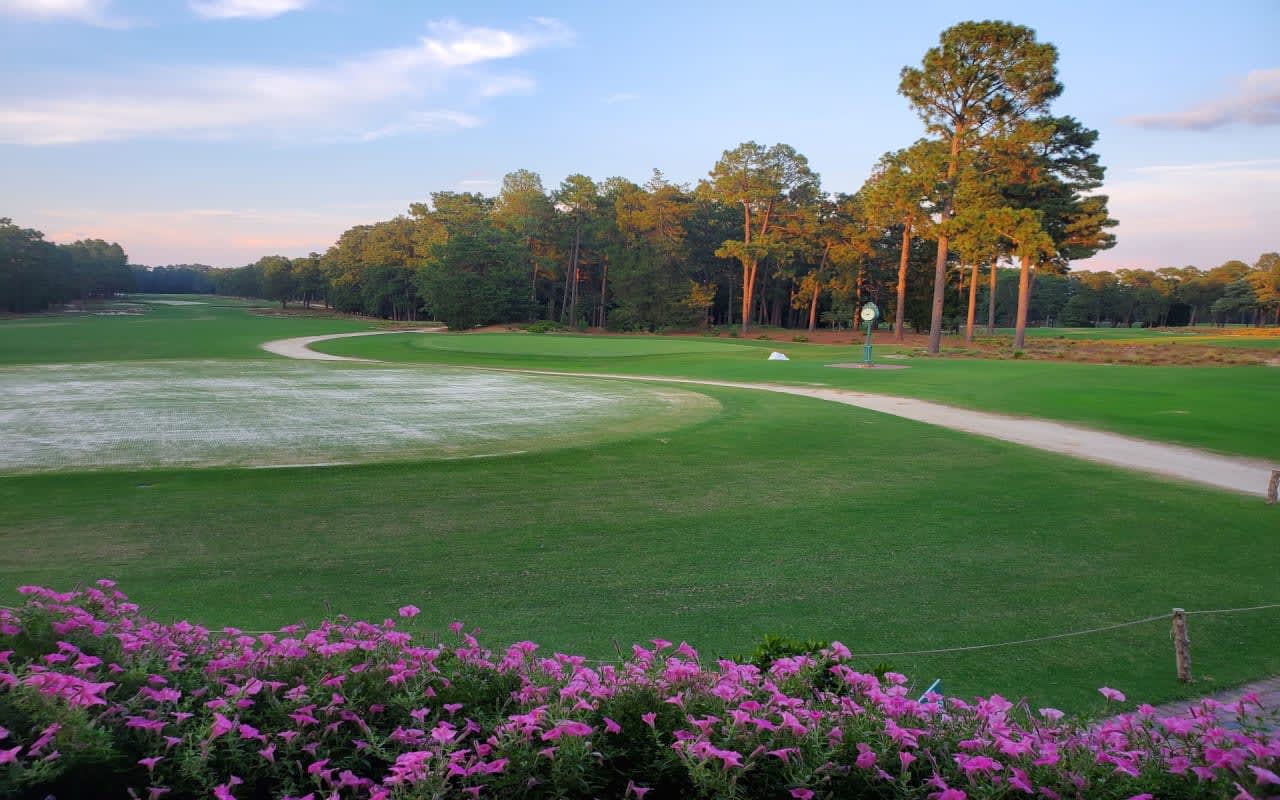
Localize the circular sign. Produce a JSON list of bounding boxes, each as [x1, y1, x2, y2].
[[860, 302, 879, 322]]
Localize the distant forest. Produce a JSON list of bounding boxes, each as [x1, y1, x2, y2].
[[3, 209, 1276, 330]]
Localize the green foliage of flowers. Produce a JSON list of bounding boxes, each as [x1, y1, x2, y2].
[[2, 584, 1277, 799]]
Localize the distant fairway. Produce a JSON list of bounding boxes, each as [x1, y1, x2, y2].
[[325, 331, 1280, 460], [3, 302, 1279, 713], [408, 332, 758, 357], [1014, 326, 1280, 349]]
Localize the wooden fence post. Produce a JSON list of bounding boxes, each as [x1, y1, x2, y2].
[[1171, 608, 1192, 683], [1267, 470, 1279, 504]]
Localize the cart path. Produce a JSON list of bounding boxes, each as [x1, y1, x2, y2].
[[261, 331, 1279, 498], [259, 328, 444, 361]]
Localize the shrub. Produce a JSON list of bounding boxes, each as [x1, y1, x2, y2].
[[525, 320, 570, 334], [791, 335, 809, 343], [0, 583, 1276, 799]]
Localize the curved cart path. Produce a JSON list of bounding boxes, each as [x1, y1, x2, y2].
[[261, 331, 1279, 498], [259, 328, 444, 361]]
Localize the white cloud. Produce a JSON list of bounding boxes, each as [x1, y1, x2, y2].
[[478, 74, 536, 97], [1124, 68, 1280, 130], [0, 17, 572, 145], [353, 110, 483, 142], [0, 0, 124, 26], [190, 0, 310, 20], [1075, 159, 1280, 270]]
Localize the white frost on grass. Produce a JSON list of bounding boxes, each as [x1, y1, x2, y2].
[[0, 361, 719, 474]]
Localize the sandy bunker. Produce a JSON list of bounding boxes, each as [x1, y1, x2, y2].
[[0, 361, 719, 473]]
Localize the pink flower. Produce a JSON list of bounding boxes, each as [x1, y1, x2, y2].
[[0, 746, 21, 765], [625, 780, 651, 798], [1252, 766, 1280, 785], [641, 712, 657, 729], [1038, 707, 1064, 721], [212, 776, 242, 800], [604, 717, 621, 734], [398, 606, 420, 619], [855, 743, 876, 769], [258, 744, 276, 763], [1098, 687, 1126, 703], [209, 713, 233, 738], [789, 790, 814, 800], [1125, 795, 1153, 800], [936, 790, 967, 800], [139, 756, 163, 773]]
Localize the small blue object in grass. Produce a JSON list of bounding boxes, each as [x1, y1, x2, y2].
[[918, 678, 942, 706]]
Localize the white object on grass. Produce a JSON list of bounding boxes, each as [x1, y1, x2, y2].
[[768, 351, 789, 361]]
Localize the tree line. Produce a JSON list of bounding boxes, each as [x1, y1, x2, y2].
[[4, 21, 1278, 335], [0, 218, 131, 313]]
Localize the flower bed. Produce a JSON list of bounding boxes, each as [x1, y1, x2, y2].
[[1, 582, 1276, 799]]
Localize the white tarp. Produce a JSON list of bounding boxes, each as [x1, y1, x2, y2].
[[767, 351, 789, 361]]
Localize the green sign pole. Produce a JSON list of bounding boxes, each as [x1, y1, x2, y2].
[[860, 301, 879, 366]]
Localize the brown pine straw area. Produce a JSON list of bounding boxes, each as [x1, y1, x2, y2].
[[675, 328, 1280, 366]]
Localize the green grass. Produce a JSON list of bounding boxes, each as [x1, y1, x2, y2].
[[321, 332, 1280, 461], [3, 303, 1278, 713], [1012, 326, 1280, 349], [0, 300, 376, 364], [4, 385, 1277, 713]]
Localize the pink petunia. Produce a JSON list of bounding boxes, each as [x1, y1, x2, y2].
[[789, 790, 814, 800], [855, 743, 876, 770], [640, 712, 656, 729], [139, 756, 163, 773], [604, 717, 621, 734], [1252, 766, 1280, 785], [398, 606, 420, 618], [1098, 687, 1126, 703]]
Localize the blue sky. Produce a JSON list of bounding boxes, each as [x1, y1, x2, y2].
[[0, 0, 1275, 269]]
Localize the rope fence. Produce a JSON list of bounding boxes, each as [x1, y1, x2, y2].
[[6, 601, 1279, 680]]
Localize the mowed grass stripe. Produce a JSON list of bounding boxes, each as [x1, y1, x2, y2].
[[4, 386, 1276, 712]]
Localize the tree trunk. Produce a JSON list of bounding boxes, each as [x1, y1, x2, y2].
[[807, 281, 820, 332], [928, 133, 963, 354], [562, 221, 580, 324], [1014, 255, 1032, 350], [965, 263, 979, 342], [987, 261, 997, 333], [894, 223, 911, 342], [599, 256, 608, 330], [928, 217, 951, 353], [740, 261, 756, 336]]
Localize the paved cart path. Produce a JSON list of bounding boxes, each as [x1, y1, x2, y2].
[[262, 331, 1279, 498]]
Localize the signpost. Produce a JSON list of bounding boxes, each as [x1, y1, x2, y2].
[[860, 302, 879, 366]]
